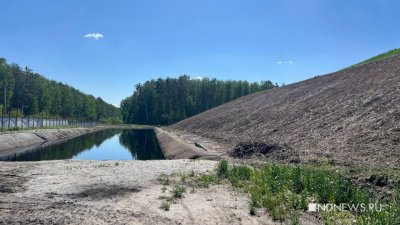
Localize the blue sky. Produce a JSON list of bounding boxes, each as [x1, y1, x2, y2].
[[1, 0, 399, 106]]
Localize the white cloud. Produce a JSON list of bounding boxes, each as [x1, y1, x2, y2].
[[191, 76, 203, 80], [276, 60, 293, 65], [83, 33, 104, 40]]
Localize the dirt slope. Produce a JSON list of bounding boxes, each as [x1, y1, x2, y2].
[[171, 54, 400, 167]]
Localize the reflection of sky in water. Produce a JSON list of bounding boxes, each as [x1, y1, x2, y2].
[[6, 129, 164, 161], [73, 134, 135, 160]]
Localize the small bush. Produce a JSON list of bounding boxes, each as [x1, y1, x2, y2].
[[196, 174, 218, 188], [217, 160, 229, 178], [180, 173, 187, 183], [172, 185, 186, 199], [160, 201, 170, 211], [157, 174, 170, 185]]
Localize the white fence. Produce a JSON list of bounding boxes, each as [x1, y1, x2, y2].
[[0, 116, 97, 129]]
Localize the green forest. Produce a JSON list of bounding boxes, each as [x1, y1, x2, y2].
[[0, 57, 121, 123], [121, 75, 277, 125], [1, 57, 277, 126]]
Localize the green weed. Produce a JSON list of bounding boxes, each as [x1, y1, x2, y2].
[[217, 160, 229, 178], [157, 174, 170, 185], [172, 185, 186, 199], [160, 201, 170, 211], [211, 160, 400, 224], [196, 174, 219, 188]]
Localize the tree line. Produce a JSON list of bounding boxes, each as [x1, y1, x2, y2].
[[121, 75, 277, 125], [0, 57, 121, 123]]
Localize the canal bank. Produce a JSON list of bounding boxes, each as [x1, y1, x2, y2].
[[0, 127, 106, 160], [154, 127, 206, 159], [154, 127, 227, 160]]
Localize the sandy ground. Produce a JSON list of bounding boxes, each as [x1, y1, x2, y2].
[[0, 159, 320, 225]]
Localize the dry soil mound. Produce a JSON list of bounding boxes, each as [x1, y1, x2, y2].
[[171, 54, 400, 167]]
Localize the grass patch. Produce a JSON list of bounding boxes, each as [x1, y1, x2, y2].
[[179, 173, 188, 183], [160, 201, 171, 211], [356, 48, 400, 65], [157, 174, 170, 185], [211, 161, 400, 224], [172, 185, 186, 199], [228, 165, 252, 188], [159, 183, 187, 211], [196, 174, 219, 188]]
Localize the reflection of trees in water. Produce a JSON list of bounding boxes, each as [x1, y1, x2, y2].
[[8, 129, 164, 161], [119, 129, 164, 160], [11, 129, 121, 161]]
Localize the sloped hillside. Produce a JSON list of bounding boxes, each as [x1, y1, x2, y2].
[[171, 54, 400, 167]]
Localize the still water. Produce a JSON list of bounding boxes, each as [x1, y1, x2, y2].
[[8, 129, 165, 161]]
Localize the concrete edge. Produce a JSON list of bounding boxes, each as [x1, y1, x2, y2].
[[154, 127, 209, 159]]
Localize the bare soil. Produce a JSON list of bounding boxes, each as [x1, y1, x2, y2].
[[228, 141, 295, 162], [171, 54, 400, 168], [0, 160, 320, 225]]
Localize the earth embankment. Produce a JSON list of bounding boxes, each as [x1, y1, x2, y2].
[[171, 54, 400, 168]]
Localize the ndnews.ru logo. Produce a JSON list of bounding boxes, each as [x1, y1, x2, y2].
[[308, 203, 385, 212]]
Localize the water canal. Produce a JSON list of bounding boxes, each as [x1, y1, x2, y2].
[[6, 129, 165, 161]]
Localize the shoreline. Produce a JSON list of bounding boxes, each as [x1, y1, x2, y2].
[[0, 127, 107, 160]]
